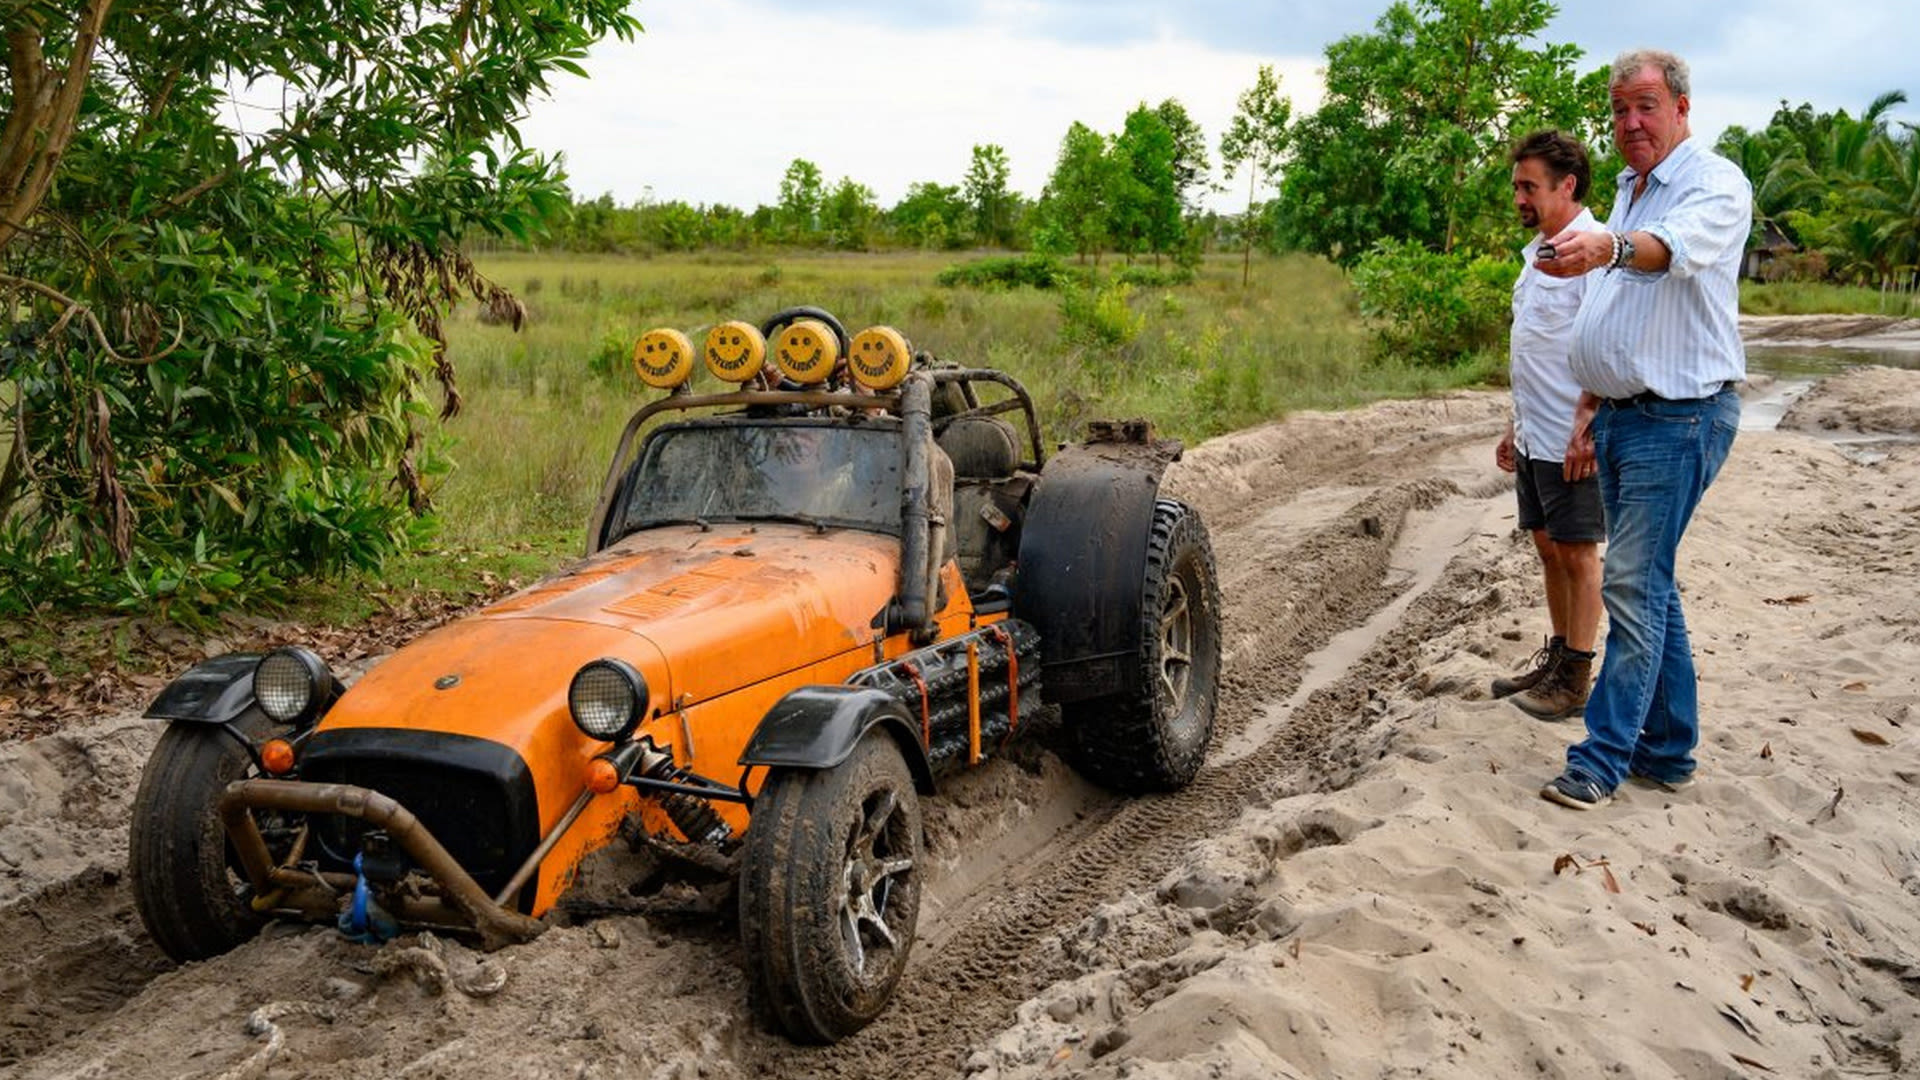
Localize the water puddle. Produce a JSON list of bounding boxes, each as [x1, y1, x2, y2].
[[1746, 345, 1920, 462]]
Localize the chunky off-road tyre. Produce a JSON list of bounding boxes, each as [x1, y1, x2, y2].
[[739, 727, 924, 1043], [1064, 498, 1221, 793], [129, 710, 282, 962]]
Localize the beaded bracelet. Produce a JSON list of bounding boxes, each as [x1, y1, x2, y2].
[[1607, 231, 1636, 270]]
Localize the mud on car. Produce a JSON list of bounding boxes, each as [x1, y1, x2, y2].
[[131, 306, 1222, 1042]]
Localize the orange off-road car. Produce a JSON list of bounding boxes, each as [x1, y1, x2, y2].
[[131, 306, 1221, 1042]]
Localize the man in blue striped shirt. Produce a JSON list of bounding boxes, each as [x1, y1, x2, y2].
[[1531, 48, 1751, 810]]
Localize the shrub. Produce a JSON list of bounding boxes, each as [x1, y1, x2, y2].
[[1112, 264, 1195, 288], [1060, 282, 1145, 348], [591, 327, 633, 377], [1350, 240, 1517, 366], [936, 254, 1084, 290]]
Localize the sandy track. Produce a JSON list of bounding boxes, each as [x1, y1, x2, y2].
[[8, 374, 1913, 1079], [1, 393, 1512, 1078]]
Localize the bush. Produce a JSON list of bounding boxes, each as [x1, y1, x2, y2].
[[1111, 264, 1195, 288], [1059, 282, 1145, 348], [1350, 240, 1517, 366], [936, 254, 1085, 291]]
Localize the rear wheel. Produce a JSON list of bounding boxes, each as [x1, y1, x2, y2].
[[739, 728, 923, 1043], [1065, 498, 1221, 792], [129, 710, 285, 962]]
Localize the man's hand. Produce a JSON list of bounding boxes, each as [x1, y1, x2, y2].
[[1562, 394, 1600, 481], [1535, 228, 1610, 278], [1496, 423, 1516, 474]]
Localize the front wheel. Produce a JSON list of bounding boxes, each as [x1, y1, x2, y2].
[[1064, 498, 1222, 793], [739, 728, 923, 1043], [129, 710, 285, 962]]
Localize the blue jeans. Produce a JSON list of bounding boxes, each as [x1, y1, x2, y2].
[[1565, 387, 1739, 791]]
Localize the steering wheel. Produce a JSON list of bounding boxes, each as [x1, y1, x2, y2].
[[759, 306, 852, 359]]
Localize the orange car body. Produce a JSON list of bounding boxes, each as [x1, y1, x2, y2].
[[318, 523, 991, 914]]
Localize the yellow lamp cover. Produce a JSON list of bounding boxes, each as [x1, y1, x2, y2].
[[703, 321, 767, 383], [633, 328, 696, 389], [773, 319, 840, 385], [848, 326, 911, 391]]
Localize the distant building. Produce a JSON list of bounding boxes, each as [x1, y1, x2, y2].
[[1743, 219, 1798, 281]]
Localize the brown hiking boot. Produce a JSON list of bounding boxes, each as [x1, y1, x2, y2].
[[1514, 652, 1592, 721], [1491, 636, 1563, 699]]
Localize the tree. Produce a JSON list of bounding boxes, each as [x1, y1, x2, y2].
[[1112, 104, 1184, 263], [1036, 122, 1120, 262], [0, 0, 639, 614], [820, 176, 879, 251], [777, 158, 826, 242], [1724, 93, 1918, 290], [1220, 65, 1293, 285], [1155, 99, 1211, 216], [890, 181, 969, 250], [963, 144, 1014, 248], [1272, 0, 1605, 265]]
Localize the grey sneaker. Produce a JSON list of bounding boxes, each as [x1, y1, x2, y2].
[[1540, 770, 1612, 810], [1492, 636, 1563, 699]]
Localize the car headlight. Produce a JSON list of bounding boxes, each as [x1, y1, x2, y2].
[[253, 647, 333, 727], [569, 659, 649, 742]]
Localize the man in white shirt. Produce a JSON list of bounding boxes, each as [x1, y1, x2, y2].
[[1532, 49, 1751, 810], [1492, 130, 1606, 722]]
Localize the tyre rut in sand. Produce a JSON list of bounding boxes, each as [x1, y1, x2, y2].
[[744, 479, 1478, 1080]]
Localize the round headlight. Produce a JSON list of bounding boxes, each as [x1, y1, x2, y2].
[[253, 647, 330, 726], [568, 659, 649, 742]]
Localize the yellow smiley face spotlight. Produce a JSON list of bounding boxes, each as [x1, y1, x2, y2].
[[703, 321, 768, 384], [632, 328, 696, 389], [773, 319, 840, 385], [847, 326, 911, 391]]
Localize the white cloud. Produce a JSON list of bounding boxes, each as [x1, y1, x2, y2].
[[519, 0, 1323, 213], [519, 0, 1917, 215]]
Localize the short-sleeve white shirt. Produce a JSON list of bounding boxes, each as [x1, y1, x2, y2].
[[1511, 206, 1602, 462]]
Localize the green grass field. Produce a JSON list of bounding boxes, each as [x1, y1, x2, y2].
[[431, 249, 1502, 553], [1740, 280, 1920, 318]]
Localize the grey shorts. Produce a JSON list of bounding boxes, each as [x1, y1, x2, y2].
[[1515, 454, 1604, 543]]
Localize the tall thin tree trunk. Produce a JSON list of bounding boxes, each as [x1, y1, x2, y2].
[[1242, 165, 1257, 288]]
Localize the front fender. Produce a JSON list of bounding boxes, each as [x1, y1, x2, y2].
[[144, 653, 263, 723], [739, 686, 935, 793]]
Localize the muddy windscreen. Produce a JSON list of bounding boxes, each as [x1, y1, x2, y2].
[[620, 419, 905, 536]]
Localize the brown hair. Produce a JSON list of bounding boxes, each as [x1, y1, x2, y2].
[[1510, 130, 1591, 202]]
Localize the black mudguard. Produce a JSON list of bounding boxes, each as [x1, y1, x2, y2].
[[144, 653, 263, 724], [740, 686, 936, 793], [1012, 425, 1182, 705]]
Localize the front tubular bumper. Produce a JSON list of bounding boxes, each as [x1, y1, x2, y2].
[[219, 778, 548, 951]]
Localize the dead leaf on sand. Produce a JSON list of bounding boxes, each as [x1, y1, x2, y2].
[[1551, 854, 1621, 892], [1760, 742, 1773, 760], [1763, 594, 1813, 606], [1739, 973, 1755, 992], [1842, 681, 1869, 692], [1731, 1052, 1774, 1072], [1851, 728, 1891, 746]]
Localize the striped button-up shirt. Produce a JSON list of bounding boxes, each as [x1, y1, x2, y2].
[[1569, 137, 1752, 400]]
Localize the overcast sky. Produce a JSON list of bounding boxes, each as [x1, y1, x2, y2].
[[519, 0, 1920, 213]]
